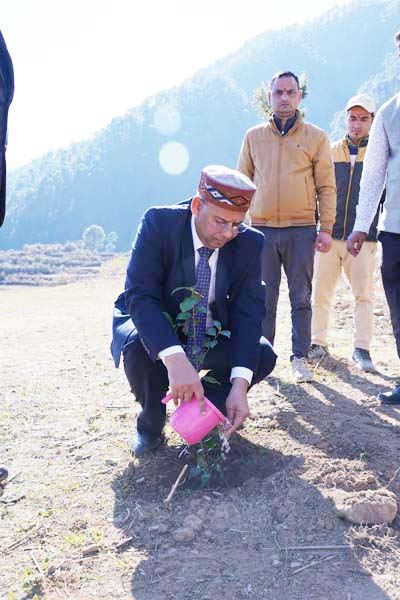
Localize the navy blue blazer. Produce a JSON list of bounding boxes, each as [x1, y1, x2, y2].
[[111, 203, 266, 371], [0, 30, 14, 228]]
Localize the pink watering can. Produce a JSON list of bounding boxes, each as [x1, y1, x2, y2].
[[162, 392, 226, 445]]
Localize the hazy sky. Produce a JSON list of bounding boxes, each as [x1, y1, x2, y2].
[[2, 0, 350, 168]]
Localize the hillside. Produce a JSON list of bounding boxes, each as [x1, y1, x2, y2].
[[2, 0, 400, 250], [330, 52, 400, 139]]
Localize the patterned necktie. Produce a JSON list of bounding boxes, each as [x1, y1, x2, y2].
[[186, 246, 214, 369]]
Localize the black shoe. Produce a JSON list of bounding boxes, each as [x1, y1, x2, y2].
[[351, 348, 374, 372], [130, 431, 164, 457], [308, 344, 328, 361], [378, 386, 400, 406]]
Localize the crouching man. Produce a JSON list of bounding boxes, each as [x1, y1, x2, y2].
[[111, 165, 277, 456]]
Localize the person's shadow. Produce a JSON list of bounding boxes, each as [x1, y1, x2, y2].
[[111, 432, 392, 600]]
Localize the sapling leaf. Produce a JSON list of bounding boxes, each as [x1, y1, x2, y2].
[[219, 330, 231, 338], [176, 311, 191, 321], [180, 296, 199, 312], [206, 326, 217, 336], [202, 375, 221, 386], [212, 320, 222, 331], [191, 345, 202, 355], [204, 339, 218, 349], [197, 305, 208, 314]]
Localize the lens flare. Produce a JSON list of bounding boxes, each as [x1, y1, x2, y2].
[[153, 104, 181, 136], [159, 141, 189, 175]]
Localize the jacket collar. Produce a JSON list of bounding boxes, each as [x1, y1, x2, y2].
[[345, 134, 369, 149], [269, 110, 302, 136], [273, 112, 298, 136]]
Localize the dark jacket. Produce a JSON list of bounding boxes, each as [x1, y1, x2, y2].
[[331, 137, 381, 241], [111, 202, 266, 371], [0, 30, 14, 227]]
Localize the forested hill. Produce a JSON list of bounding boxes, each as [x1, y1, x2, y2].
[[2, 0, 400, 250]]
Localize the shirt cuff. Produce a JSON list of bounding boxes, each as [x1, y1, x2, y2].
[[158, 345, 184, 363], [352, 219, 369, 234], [230, 367, 253, 386]]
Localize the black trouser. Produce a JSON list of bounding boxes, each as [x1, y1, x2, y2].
[[379, 231, 400, 358], [257, 225, 316, 358], [123, 335, 277, 436]]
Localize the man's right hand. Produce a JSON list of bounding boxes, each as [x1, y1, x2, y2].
[[347, 231, 367, 257], [163, 353, 205, 411]]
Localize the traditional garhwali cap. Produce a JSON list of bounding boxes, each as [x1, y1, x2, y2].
[[198, 165, 256, 212], [346, 93, 376, 114]]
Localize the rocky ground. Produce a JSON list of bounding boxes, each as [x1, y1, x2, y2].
[[1, 254, 400, 600]]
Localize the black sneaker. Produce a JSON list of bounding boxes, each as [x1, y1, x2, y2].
[[308, 344, 327, 361], [351, 348, 374, 372], [378, 386, 400, 405]]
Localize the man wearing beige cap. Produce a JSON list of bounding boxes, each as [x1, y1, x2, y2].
[[309, 93, 382, 371], [111, 165, 277, 456]]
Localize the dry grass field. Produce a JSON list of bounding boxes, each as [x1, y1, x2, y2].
[[1, 254, 400, 600]]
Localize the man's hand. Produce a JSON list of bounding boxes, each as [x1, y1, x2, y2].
[[224, 378, 250, 438], [347, 231, 367, 257], [315, 231, 332, 253], [163, 353, 205, 411]]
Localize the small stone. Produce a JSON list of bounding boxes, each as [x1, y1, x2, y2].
[[272, 559, 281, 567], [290, 561, 302, 569], [161, 547, 177, 558], [173, 527, 196, 543], [154, 565, 167, 576], [213, 502, 236, 531], [203, 529, 214, 540], [157, 523, 169, 534], [243, 477, 258, 492], [136, 477, 145, 483], [336, 489, 398, 525], [81, 544, 100, 557], [183, 514, 203, 532], [138, 510, 154, 521], [71, 518, 88, 531], [105, 459, 118, 466]]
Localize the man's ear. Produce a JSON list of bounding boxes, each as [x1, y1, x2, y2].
[[191, 195, 201, 216], [298, 88, 303, 100]]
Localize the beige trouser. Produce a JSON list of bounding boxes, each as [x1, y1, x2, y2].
[[311, 239, 377, 350]]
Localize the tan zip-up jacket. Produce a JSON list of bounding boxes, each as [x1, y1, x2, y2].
[[237, 113, 337, 232]]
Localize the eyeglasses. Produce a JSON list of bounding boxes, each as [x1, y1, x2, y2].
[[213, 215, 246, 234]]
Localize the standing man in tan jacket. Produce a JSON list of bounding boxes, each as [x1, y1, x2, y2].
[[238, 71, 336, 382], [310, 94, 380, 372]]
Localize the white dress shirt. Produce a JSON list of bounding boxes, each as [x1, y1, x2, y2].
[[158, 215, 253, 385]]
